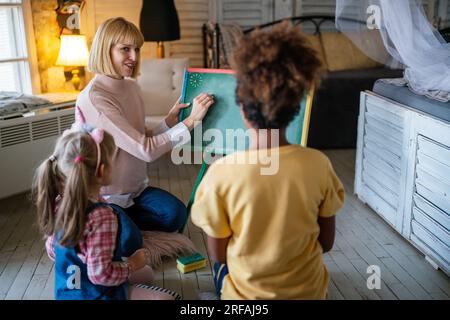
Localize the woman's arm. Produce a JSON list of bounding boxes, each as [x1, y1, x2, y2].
[[145, 120, 170, 137], [317, 216, 335, 253], [94, 95, 189, 163], [94, 93, 212, 163], [207, 236, 230, 264]]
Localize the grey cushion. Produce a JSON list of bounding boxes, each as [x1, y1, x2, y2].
[[373, 81, 450, 122]]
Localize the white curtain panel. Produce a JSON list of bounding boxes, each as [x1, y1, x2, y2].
[[336, 0, 450, 92]]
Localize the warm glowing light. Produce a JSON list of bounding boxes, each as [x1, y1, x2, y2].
[[56, 35, 89, 67]]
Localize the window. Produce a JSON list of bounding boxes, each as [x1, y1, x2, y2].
[[0, 0, 32, 93]]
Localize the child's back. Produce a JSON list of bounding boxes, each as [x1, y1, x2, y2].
[[192, 146, 344, 299]]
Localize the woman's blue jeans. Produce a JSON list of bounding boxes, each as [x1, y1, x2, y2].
[[122, 187, 187, 232]]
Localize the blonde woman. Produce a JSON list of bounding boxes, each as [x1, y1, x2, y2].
[[77, 17, 214, 232], [34, 115, 181, 300]]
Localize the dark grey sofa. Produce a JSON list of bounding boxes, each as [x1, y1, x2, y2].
[[308, 67, 403, 149]]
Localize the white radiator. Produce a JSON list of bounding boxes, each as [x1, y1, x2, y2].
[[0, 108, 75, 199]]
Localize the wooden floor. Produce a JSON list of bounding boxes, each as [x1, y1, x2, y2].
[[0, 149, 449, 300]]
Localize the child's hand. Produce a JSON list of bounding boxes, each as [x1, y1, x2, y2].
[[127, 248, 151, 272]]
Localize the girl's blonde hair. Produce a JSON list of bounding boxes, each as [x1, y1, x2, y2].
[[33, 130, 116, 247], [88, 17, 144, 78]]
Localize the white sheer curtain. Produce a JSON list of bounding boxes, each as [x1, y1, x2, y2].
[[336, 0, 450, 92]]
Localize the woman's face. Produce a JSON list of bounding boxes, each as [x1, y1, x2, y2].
[[110, 41, 140, 78]]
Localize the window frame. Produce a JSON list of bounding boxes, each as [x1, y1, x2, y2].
[[0, 0, 40, 94]]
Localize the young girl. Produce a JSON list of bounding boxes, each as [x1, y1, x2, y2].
[[34, 110, 181, 300], [191, 22, 345, 299]]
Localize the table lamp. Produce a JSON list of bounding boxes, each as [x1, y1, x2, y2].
[[56, 34, 89, 90], [139, 0, 180, 58]]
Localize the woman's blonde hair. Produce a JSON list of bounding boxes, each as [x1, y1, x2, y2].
[[33, 130, 116, 247], [88, 17, 144, 78]]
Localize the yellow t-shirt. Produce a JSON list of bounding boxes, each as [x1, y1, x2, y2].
[[191, 145, 345, 299]]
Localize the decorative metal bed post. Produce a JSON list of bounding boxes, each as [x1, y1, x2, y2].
[[213, 23, 220, 68], [202, 23, 208, 67]]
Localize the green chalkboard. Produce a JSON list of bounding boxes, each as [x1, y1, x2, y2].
[[177, 68, 314, 233], [179, 68, 310, 155]]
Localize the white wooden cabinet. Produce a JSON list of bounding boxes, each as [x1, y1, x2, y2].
[[355, 91, 450, 275], [355, 92, 412, 232]]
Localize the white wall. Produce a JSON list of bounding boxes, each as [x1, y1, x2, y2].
[[80, 0, 296, 67], [81, 0, 211, 67], [80, 0, 442, 69]]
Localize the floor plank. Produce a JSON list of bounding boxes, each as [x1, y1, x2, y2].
[[324, 259, 363, 300], [4, 236, 44, 300], [39, 265, 54, 300], [329, 251, 381, 300]]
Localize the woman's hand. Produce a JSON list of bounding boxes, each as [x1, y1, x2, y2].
[[183, 93, 215, 130], [164, 97, 190, 128], [127, 248, 151, 272]]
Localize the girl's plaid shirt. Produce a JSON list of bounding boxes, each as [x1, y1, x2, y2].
[[45, 204, 130, 286]]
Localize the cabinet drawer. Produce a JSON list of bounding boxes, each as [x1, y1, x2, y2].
[[415, 168, 450, 213], [364, 161, 399, 194], [415, 135, 450, 214], [416, 152, 450, 188], [365, 114, 403, 147], [366, 97, 405, 130], [362, 168, 398, 209], [417, 135, 450, 169], [414, 194, 450, 231], [412, 206, 450, 245], [365, 125, 402, 159], [364, 147, 401, 182], [411, 219, 450, 264]]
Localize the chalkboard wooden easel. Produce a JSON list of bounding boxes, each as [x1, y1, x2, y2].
[[178, 68, 314, 231]]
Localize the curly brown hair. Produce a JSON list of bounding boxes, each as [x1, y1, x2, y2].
[[231, 21, 324, 129]]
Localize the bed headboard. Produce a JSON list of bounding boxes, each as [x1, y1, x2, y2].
[[203, 15, 450, 69], [244, 15, 337, 35], [202, 15, 348, 69], [202, 15, 350, 68]]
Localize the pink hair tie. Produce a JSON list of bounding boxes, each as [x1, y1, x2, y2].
[[74, 155, 83, 164]]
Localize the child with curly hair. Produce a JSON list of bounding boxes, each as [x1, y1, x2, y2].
[[191, 22, 345, 299], [33, 108, 181, 300]]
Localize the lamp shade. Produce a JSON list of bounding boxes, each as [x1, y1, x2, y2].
[[139, 0, 180, 42], [55, 34, 89, 67]]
